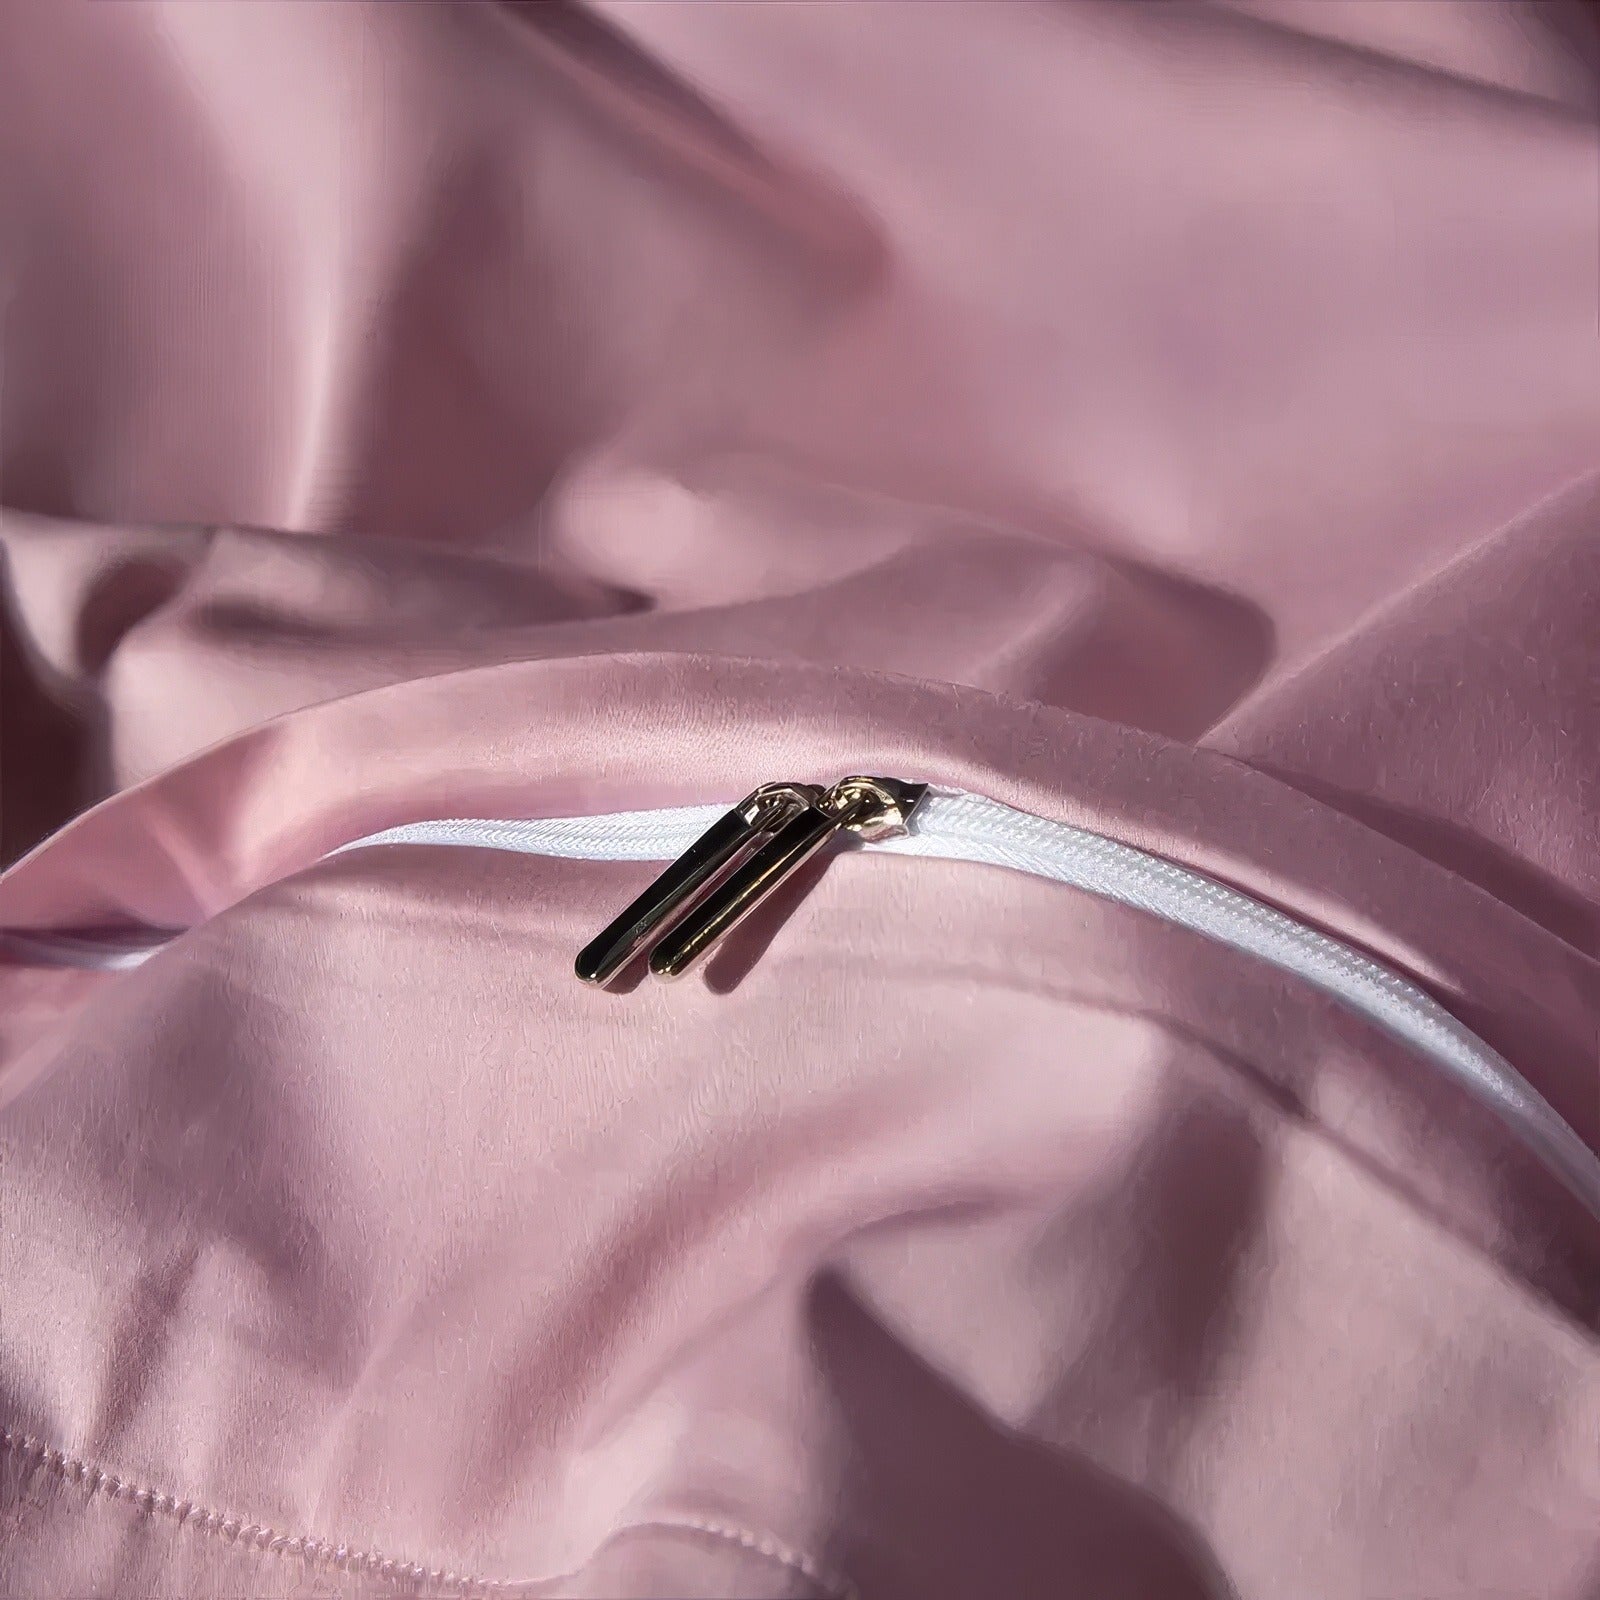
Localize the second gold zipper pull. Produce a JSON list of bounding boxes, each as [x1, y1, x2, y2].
[[575, 775, 927, 987], [574, 782, 818, 986]]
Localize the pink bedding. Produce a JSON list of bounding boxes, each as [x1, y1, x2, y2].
[[2, 3, 1597, 1595]]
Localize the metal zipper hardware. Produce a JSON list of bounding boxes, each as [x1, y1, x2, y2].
[[648, 775, 928, 981], [580, 776, 928, 986], [574, 781, 820, 986]]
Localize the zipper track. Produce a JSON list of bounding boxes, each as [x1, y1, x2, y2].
[[11, 789, 1600, 1214]]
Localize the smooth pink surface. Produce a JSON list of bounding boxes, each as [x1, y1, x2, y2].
[[2, 3, 1598, 1596]]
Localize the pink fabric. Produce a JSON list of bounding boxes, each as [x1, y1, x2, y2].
[[2, 2, 1598, 1595]]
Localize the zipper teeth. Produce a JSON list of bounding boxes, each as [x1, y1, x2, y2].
[[13, 790, 1600, 1214], [330, 790, 1600, 1214], [896, 795, 1513, 1103], [327, 806, 734, 863]]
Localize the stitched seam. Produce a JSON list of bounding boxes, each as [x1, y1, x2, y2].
[[2, 1428, 494, 1595], [625, 1516, 854, 1600], [0, 1428, 846, 1597]]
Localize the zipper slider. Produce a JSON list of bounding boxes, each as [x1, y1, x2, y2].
[[575, 776, 928, 987]]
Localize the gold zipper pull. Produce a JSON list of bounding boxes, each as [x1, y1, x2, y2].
[[574, 782, 819, 986], [646, 776, 928, 982]]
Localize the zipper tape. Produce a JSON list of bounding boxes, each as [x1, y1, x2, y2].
[[7, 787, 1598, 1215]]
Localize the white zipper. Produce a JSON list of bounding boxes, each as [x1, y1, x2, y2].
[[9, 785, 1599, 1215]]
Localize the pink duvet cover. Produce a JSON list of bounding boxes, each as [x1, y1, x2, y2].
[[2, 3, 1598, 1595]]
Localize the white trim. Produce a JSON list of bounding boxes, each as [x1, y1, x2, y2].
[[11, 788, 1599, 1215]]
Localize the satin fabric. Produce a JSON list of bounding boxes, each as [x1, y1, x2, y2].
[[2, 3, 1598, 1596]]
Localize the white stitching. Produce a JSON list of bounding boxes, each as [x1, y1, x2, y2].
[[629, 1516, 854, 1598], [1, 1427, 847, 1596], [1, 1427, 486, 1592]]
